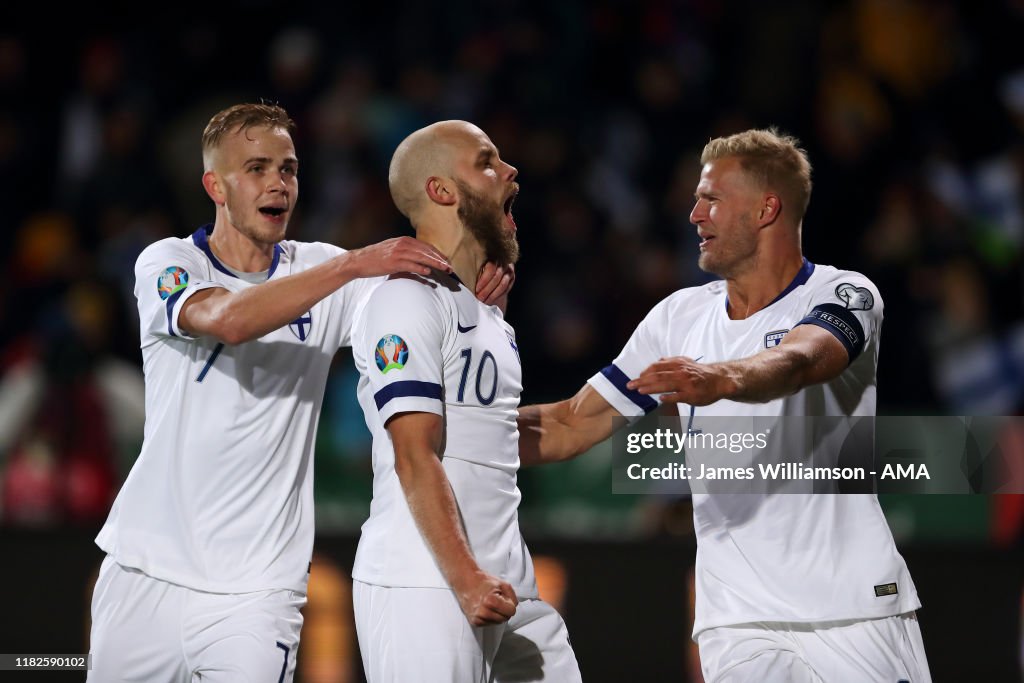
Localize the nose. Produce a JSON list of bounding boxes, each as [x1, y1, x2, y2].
[[268, 170, 288, 193], [689, 199, 706, 226], [504, 161, 518, 181]]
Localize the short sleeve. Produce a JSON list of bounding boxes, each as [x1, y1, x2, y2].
[[295, 242, 386, 351], [134, 239, 224, 341], [333, 273, 387, 350], [359, 275, 447, 425], [587, 297, 670, 419], [794, 272, 883, 364]]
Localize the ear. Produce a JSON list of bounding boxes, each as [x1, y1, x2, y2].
[[425, 176, 457, 207], [757, 194, 781, 227], [202, 170, 225, 206]]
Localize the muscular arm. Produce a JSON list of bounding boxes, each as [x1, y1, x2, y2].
[[628, 324, 849, 406], [178, 237, 451, 344], [518, 384, 625, 467], [387, 411, 518, 626]]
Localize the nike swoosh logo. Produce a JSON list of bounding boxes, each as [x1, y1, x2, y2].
[[694, 355, 704, 362], [457, 323, 477, 333]]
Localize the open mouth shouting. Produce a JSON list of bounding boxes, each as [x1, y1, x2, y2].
[[503, 184, 519, 230], [259, 205, 289, 223]]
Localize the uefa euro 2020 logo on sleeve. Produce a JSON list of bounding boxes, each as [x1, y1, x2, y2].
[[375, 334, 409, 373], [157, 266, 189, 300]]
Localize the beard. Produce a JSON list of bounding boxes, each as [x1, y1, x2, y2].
[[223, 195, 290, 246], [697, 214, 758, 279], [456, 180, 520, 266]]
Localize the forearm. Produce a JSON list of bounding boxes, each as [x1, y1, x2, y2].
[[396, 449, 481, 591], [716, 345, 822, 403], [183, 251, 361, 344], [632, 326, 849, 407], [518, 402, 581, 466], [518, 388, 618, 466]]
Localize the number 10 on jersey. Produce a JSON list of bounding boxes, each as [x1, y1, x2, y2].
[[456, 348, 498, 405]]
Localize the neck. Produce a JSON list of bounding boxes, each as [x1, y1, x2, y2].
[[208, 215, 276, 272], [417, 222, 486, 290], [724, 248, 804, 320]]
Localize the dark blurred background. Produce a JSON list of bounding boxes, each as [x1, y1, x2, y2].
[[1, 1, 1023, 681]]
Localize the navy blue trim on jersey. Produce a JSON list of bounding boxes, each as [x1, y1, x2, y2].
[[165, 288, 186, 337], [796, 303, 866, 363], [725, 258, 815, 311], [268, 243, 282, 277], [374, 380, 443, 410], [276, 642, 290, 683], [600, 364, 658, 414], [196, 343, 225, 382], [192, 224, 283, 279]]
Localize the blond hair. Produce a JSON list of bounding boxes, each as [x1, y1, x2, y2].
[[201, 103, 295, 170], [701, 128, 813, 219]]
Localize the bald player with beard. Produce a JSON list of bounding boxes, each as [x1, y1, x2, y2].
[[349, 121, 582, 682]]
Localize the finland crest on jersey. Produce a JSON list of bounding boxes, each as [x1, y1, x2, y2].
[[289, 312, 313, 341], [350, 271, 536, 597]]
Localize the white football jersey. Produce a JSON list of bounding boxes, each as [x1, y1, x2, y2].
[[95, 225, 381, 594], [589, 260, 921, 635], [351, 272, 537, 598]]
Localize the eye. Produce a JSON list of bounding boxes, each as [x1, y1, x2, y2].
[[249, 165, 263, 173], [282, 166, 297, 176]]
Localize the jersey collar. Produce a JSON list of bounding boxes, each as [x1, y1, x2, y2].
[[725, 257, 815, 311], [192, 224, 283, 280]]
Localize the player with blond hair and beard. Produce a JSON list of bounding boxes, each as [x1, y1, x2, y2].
[[518, 128, 931, 682], [350, 120, 581, 682]]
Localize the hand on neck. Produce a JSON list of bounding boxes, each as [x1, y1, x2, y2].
[[417, 222, 487, 291]]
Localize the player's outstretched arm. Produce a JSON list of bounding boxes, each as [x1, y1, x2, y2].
[[388, 411, 518, 627], [518, 384, 624, 467], [179, 237, 451, 344], [629, 325, 849, 405]]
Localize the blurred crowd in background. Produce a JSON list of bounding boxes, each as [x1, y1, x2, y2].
[[2, 0, 1024, 541]]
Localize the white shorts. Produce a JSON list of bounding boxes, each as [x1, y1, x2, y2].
[[353, 580, 581, 683], [697, 612, 931, 683], [87, 555, 306, 682]]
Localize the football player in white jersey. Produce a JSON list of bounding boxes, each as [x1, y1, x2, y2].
[[86, 103, 512, 682], [350, 120, 582, 682], [519, 129, 931, 682]]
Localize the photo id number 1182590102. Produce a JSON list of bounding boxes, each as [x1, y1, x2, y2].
[[0, 654, 91, 670]]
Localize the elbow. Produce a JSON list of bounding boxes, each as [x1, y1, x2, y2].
[[217, 327, 251, 346], [394, 451, 412, 482], [784, 349, 827, 394], [393, 450, 423, 493], [207, 307, 253, 345]]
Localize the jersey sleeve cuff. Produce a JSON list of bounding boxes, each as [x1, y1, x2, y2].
[[587, 364, 658, 422], [374, 381, 444, 423], [166, 281, 222, 339]]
